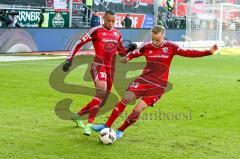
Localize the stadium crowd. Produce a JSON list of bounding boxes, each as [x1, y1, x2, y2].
[[0, 9, 21, 27], [157, 11, 186, 29]]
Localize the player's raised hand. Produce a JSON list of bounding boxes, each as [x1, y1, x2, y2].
[[63, 60, 72, 72], [210, 44, 218, 54], [120, 56, 128, 64]]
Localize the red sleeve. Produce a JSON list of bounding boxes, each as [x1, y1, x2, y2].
[[125, 44, 145, 61], [117, 34, 128, 57], [67, 28, 96, 62], [174, 43, 211, 57]]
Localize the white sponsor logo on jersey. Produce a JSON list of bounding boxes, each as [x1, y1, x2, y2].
[[102, 39, 118, 43], [149, 55, 169, 58], [113, 32, 118, 37], [162, 47, 168, 54]]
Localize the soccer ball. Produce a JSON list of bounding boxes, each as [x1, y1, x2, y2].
[[99, 128, 116, 145]]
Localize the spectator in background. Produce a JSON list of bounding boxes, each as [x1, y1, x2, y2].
[[0, 10, 9, 27], [157, 12, 163, 26], [161, 12, 168, 29], [174, 18, 181, 29], [122, 14, 132, 28], [7, 10, 20, 27], [90, 10, 100, 27], [38, 9, 45, 27], [166, 13, 173, 29], [38, 9, 49, 28], [180, 16, 186, 29]]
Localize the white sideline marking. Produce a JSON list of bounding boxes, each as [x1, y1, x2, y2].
[[0, 56, 65, 62]]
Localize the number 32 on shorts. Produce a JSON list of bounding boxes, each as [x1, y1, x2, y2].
[[99, 72, 107, 80]]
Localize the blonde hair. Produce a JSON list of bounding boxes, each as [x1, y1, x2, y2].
[[151, 25, 166, 34]]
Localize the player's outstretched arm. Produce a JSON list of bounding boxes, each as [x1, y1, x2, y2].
[[175, 44, 218, 57], [62, 35, 91, 72], [67, 33, 92, 62], [120, 48, 144, 64], [120, 43, 146, 63], [63, 29, 95, 72]]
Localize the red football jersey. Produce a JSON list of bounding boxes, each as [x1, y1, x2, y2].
[[125, 41, 212, 88], [67, 25, 127, 67]]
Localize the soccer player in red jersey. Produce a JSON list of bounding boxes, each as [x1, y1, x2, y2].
[[92, 25, 218, 139], [62, 10, 136, 135]]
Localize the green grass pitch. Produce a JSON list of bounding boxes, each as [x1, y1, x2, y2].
[[0, 54, 240, 159]]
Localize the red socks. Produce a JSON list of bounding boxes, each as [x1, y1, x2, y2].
[[78, 97, 102, 123], [78, 97, 141, 132], [105, 99, 127, 127], [118, 110, 140, 132], [78, 104, 90, 116]]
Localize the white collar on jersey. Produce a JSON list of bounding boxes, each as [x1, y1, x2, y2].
[[150, 40, 166, 48], [101, 24, 114, 31]]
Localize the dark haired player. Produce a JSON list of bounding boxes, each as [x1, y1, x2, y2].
[[63, 10, 137, 135], [93, 25, 218, 139]]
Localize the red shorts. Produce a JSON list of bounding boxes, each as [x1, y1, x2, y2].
[[127, 77, 165, 106], [90, 62, 114, 91]]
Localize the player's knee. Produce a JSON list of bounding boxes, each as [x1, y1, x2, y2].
[[95, 81, 107, 91], [134, 107, 145, 114], [96, 85, 107, 91], [122, 96, 133, 104], [96, 89, 108, 99], [123, 92, 136, 104]]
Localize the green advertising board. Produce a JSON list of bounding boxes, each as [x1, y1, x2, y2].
[[15, 9, 69, 28], [48, 11, 69, 28], [16, 9, 40, 27]]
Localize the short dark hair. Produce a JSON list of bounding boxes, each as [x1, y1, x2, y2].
[[105, 10, 115, 15]]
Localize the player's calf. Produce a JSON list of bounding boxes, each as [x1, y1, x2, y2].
[[117, 100, 148, 133], [118, 110, 141, 132], [92, 98, 128, 132]]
